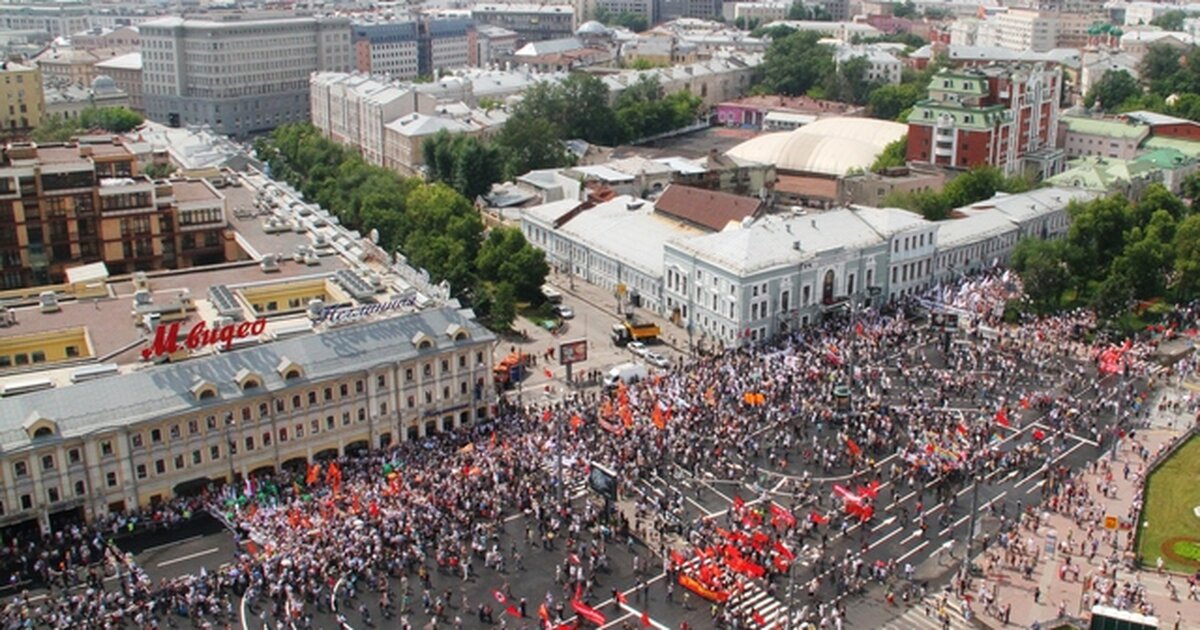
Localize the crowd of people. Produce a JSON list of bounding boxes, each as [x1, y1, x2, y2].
[[0, 270, 1184, 629]]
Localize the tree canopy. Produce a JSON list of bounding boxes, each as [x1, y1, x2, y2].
[[31, 107, 144, 142], [255, 123, 548, 329], [883, 167, 1031, 221]]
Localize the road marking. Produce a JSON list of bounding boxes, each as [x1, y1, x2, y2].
[[156, 547, 219, 568], [871, 527, 905, 548], [871, 516, 897, 532], [896, 540, 930, 563], [1026, 480, 1046, 495], [1015, 466, 1045, 488], [616, 603, 670, 630], [599, 611, 636, 628], [140, 535, 205, 554]]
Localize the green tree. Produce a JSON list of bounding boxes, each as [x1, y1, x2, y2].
[[759, 30, 836, 96], [1150, 10, 1187, 31], [402, 183, 484, 292], [1139, 43, 1183, 94], [490, 282, 517, 330], [558, 74, 621, 145], [476, 227, 550, 301], [787, 1, 831, 20], [495, 111, 570, 179], [1173, 213, 1200, 298], [868, 82, 924, 120], [1011, 238, 1070, 312], [452, 138, 503, 201], [829, 55, 879, 105], [1085, 70, 1141, 110], [870, 136, 907, 172], [143, 162, 175, 179], [892, 1, 917, 18], [78, 107, 143, 133]]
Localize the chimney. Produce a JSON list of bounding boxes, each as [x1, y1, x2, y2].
[[78, 145, 93, 157]]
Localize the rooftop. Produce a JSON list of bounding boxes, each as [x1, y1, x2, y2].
[[1061, 115, 1150, 140], [0, 307, 490, 450], [653, 184, 763, 232], [93, 51, 141, 71]]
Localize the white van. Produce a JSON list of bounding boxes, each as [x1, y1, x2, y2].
[[541, 285, 563, 304], [603, 362, 648, 388]]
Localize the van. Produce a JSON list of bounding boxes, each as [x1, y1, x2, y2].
[[541, 284, 563, 304], [603, 362, 648, 388]]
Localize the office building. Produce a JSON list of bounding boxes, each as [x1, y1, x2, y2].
[[93, 52, 142, 113], [0, 3, 88, 38], [353, 22, 420, 80], [471, 3, 576, 43], [140, 14, 352, 137]]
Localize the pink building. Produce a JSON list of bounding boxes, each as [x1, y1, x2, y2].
[[714, 95, 860, 129]]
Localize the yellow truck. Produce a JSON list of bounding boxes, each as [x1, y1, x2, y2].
[[611, 319, 660, 345]]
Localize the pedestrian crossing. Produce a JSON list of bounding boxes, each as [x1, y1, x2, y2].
[[725, 581, 794, 628], [881, 595, 977, 630]]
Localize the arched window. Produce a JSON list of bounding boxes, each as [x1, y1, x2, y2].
[[822, 270, 835, 304], [33, 427, 53, 439]]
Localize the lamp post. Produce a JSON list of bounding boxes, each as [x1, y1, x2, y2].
[[224, 411, 236, 487]]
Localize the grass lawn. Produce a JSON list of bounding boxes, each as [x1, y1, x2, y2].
[[1137, 434, 1200, 573]]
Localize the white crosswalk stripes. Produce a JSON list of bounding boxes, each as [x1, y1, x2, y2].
[[882, 596, 977, 630], [724, 581, 791, 628]]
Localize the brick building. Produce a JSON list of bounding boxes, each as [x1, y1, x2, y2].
[[906, 64, 1064, 177]]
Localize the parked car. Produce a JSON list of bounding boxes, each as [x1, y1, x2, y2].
[[645, 351, 670, 368], [627, 341, 648, 357], [554, 304, 575, 319]]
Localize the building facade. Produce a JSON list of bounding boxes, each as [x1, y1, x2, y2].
[[471, 4, 577, 43], [0, 62, 43, 133], [93, 52, 142, 112], [906, 65, 1063, 176], [0, 4, 88, 38], [0, 308, 495, 534], [0, 139, 237, 288], [352, 22, 420, 80], [140, 15, 353, 137]]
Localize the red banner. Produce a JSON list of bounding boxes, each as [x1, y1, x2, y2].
[[571, 599, 607, 626]]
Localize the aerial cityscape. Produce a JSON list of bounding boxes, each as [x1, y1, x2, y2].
[[0, 0, 1199, 628]]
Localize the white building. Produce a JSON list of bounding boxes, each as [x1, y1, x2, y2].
[[833, 44, 902, 85], [141, 14, 352, 137]]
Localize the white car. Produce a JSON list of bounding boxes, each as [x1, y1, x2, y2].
[[554, 305, 575, 319], [627, 341, 648, 356], [645, 351, 670, 368]]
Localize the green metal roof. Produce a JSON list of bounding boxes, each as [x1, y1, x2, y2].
[[1061, 115, 1149, 140], [1134, 147, 1193, 169], [1143, 136, 1200, 158]]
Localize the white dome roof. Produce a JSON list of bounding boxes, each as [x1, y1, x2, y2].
[[726, 117, 908, 176]]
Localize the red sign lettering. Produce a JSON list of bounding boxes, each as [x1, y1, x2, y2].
[[141, 318, 267, 360]]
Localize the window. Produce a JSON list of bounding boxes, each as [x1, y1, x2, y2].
[[155, 459, 166, 474], [151, 429, 162, 444], [274, 399, 284, 413], [341, 412, 351, 426], [131, 433, 144, 448], [458, 355, 466, 368], [308, 391, 317, 405], [41, 454, 54, 471], [210, 445, 220, 461], [136, 464, 147, 479], [261, 431, 271, 447], [100, 441, 113, 456], [192, 450, 202, 465], [21, 494, 32, 510], [244, 436, 254, 451], [357, 408, 366, 423], [339, 383, 348, 398], [377, 374, 387, 389], [170, 425, 181, 439], [14, 461, 28, 477], [259, 403, 269, 418], [68, 448, 80, 464], [74, 481, 85, 496], [405, 367, 414, 382], [326, 416, 335, 430], [106, 472, 118, 487], [407, 395, 415, 408], [324, 387, 333, 401], [310, 419, 319, 435], [188, 420, 199, 435], [242, 407, 251, 422], [174, 455, 184, 469]]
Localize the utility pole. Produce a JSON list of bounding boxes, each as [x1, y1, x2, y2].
[[961, 471, 981, 579]]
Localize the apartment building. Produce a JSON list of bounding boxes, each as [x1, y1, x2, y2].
[[423, 18, 473, 75], [833, 44, 902, 85], [0, 139, 237, 288], [906, 65, 1064, 177], [0, 62, 44, 133], [473, 25, 520, 66], [310, 73, 438, 167], [0, 307, 495, 534], [0, 3, 88, 38], [140, 14, 353, 137], [70, 25, 140, 52], [33, 47, 127, 87], [471, 3, 576, 43]]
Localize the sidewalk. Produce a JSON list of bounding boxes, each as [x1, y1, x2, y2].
[[961, 389, 1198, 629]]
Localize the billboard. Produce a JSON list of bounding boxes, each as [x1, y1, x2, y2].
[[559, 339, 588, 366]]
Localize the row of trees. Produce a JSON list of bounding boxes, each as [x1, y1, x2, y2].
[[423, 74, 701, 199], [254, 123, 548, 330], [31, 107, 144, 143], [882, 166, 1034, 221], [1011, 182, 1200, 319]]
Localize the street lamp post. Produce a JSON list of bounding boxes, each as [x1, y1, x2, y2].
[[224, 411, 236, 487]]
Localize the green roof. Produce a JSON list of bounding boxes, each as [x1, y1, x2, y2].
[[909, 101, 1008, 130], [929, 71, 988, 95], [1134, 147, 1193, 169], [1047, 156, 1158, 191], [1061, 115, 1149, 140], [1143, 136, 1200, 158]]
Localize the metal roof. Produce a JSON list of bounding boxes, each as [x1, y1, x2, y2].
[[0, 307, 492, 450]]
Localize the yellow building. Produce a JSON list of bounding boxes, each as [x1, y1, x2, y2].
[[0, 307, 496, 534], [0, 61, 44, 132]]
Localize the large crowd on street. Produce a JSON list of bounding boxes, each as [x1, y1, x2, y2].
[[0, 270, 1188, 630]]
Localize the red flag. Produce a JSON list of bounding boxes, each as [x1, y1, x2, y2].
[[855, 321, 864, 337], [544, 368, 553, 379], [809, 510, 829, 525], [995, 407, 1010, 428], [1032, 428, 1046, 441], [305, 463, 320, 485], [570, 599, 606, 626], [651, 404, 666, 430], [845, 438, 861, 458], [539, 603, 550, 622], [570, 414, 585, 431], [505, 605, 522, 618], [543, 408, 553, 422], [493, 590, 508, 605], [769, 503, 796, 528], [753, 610, 767, 625], [1020, 397, 1030, 409], [956, 422, 969, 436], [640, 610, 651, 627], [773, 540, 795, 561], [574, 582, 583, 602], [615, 591, 628, 604], [732, 494, 745, 510]]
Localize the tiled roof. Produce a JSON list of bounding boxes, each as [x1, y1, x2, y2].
[[653, 184, 762, 232]]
